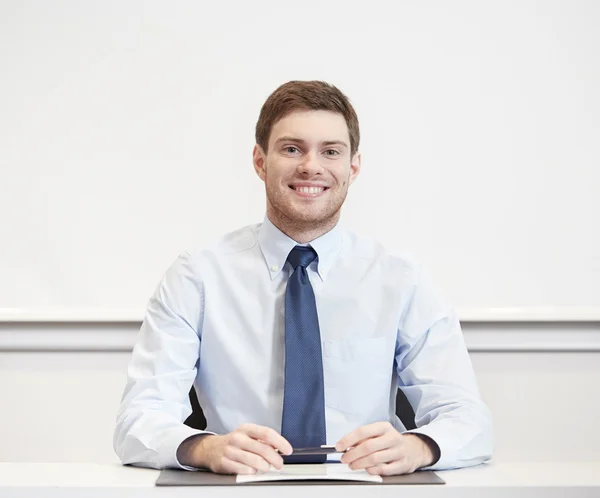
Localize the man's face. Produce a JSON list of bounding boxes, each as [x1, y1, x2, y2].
[[253, 110, 361, 226]]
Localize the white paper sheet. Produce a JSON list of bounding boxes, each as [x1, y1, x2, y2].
[[236, 463, 383, 483]]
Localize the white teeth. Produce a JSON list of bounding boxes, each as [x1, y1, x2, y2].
[[295, 186, 324, 194]]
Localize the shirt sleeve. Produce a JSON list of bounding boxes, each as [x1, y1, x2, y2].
[[395, 263, 494, 470], [113, 251, 214, 470]]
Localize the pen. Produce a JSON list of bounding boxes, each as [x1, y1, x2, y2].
[[279, 445, 352, 455]]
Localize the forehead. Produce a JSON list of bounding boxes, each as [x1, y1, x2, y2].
[[269, 110, 350, 146]]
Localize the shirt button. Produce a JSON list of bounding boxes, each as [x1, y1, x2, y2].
[[270, 265, 279, 272]]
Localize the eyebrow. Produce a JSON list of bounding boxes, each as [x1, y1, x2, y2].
[[274, 136, 349, 149]]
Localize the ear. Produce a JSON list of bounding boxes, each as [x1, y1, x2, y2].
[[253, 144, 267, 182], [348, 151, 361, 185]]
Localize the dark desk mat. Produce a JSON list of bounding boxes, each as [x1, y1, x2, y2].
[[156, 468, 445, 486]]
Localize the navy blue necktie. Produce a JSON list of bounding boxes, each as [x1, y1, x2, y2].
[[281, 246, 327, 464]]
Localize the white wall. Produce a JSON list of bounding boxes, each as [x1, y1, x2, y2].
[[1, 322, 599, 464], [1, 0, 599, 314]]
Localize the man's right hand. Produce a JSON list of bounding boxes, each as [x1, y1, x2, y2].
[[178, 424, 293, 474]]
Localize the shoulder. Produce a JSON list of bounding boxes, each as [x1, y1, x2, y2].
[[184, 222, 260, 262], [342, 228, 421, 282], [153, 223, 260, 293], [169, 223, 260, 278]]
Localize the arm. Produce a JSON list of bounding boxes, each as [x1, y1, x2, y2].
[[113, 251, 210, 469], [396, 263, 494, 470], [113, 251, 293, 472]]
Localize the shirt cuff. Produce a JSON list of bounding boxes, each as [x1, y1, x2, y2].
[[403, 426, 455, 471], [156, 425, 217, 470]]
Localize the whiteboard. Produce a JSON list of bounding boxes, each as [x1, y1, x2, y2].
[[1, 0, 599, 318]]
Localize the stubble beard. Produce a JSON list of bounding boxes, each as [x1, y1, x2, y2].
[[265, 176, 349, 237]]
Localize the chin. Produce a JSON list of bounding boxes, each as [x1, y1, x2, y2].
[[268, 193, 342, 226], [285, 207, 337, 225]]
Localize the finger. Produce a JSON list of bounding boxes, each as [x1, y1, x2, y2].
[[233, 434, 284, 470], [336, 422, 393, 452], [366, 464, 386, 475], [239, 424, 293, 455], [341, 434, 394, 465], [225, 446, 272, 473], [366, 459, 414, 476], [217, 456, 257, 475], [348, 448, 399, 470]]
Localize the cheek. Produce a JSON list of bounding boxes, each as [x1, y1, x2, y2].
[[331, 172, 347, 189], [267, 171, 284, 188], [266, 160, 290, 182], [265, 168, 288, 193]]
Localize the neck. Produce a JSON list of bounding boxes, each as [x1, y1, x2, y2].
[[266, 206, 340, 244]]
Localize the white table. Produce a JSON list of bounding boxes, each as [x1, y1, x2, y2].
[[1, 462, 599, 497]]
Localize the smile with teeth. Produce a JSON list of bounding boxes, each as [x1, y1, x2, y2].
[[290, 185, 329, 196]]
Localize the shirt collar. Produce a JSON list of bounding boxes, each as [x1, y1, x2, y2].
[[257, 215, 343, 281]]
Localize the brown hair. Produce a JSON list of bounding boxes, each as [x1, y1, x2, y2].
[[255, 81, 360, 156]]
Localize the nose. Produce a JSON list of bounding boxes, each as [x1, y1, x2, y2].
[[297, 152, 323, 176]]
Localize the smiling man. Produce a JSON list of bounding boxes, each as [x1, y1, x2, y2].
[[114, 81, 493, 475], [255, 109, 357, 244]]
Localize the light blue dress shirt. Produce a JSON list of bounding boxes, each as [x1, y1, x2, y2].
[[114, 216, 493, 470]]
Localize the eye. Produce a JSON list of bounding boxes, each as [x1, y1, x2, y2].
[[284, 146, 300, 154], [324, 149, 340, 156]]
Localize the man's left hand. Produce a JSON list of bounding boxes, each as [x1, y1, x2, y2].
[[335, 422, 435, 476]]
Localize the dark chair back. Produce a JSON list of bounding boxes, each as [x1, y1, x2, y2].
[[185, 387, 416, 431]]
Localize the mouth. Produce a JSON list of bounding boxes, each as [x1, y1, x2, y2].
[[289, 185, 330, 198]]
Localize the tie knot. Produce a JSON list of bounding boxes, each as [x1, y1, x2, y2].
[[287, 246, 317, 270]]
